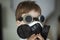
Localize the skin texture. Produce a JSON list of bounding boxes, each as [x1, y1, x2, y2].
[[16, 10, 44, 40]]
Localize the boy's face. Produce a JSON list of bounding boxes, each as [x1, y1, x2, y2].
[[16, 10, 45, 40], [16, 10, 40, 26]]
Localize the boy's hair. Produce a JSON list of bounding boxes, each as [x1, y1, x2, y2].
[[16, 1, 41, 21]]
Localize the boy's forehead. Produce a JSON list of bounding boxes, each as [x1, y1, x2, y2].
[[22, 10, 40, 17]]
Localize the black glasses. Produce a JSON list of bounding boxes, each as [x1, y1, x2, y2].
[[18, 15, 45, 23], [18, 15, 39, 23]]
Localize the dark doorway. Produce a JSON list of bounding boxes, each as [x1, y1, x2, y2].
[[0, 4, 2, 40]]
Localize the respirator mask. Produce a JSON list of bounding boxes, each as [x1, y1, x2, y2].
[[17, 15, 50, 40]]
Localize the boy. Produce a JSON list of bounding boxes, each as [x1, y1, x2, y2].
[[15, 1, 44, 40]]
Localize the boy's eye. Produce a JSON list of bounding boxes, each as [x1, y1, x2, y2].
[[33, 18, 39, 21], [18, 17, 23, 21]]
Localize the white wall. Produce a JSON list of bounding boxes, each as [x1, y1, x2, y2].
[[46, 14, 58, 40], [46, 0, 60, 40], [2, 0, 20, 40], [0, 0, 1, 3]]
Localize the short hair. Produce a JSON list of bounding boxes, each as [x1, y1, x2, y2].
[[15, 1, 41, 21]]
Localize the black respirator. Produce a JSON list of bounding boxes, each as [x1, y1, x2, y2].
[[17, 15, 50, 40]]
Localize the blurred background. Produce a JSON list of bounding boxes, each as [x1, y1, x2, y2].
[[0, 0, 60, 40]]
